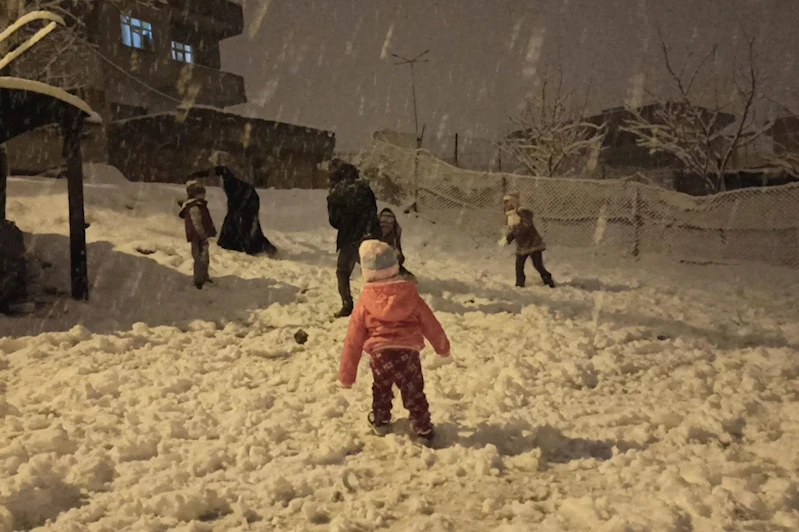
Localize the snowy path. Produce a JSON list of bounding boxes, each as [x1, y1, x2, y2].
[[1, 178, 798, 531]]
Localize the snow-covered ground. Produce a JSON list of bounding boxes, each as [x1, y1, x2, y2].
[[1, 172, 798, 531]]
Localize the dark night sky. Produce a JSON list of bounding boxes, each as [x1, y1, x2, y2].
[[220, 0, 799, 151]]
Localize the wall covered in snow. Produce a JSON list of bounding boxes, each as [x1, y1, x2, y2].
[[107, 108, 335, 188], [5, 124, 108, 175]]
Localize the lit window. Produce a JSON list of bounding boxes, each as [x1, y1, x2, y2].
[[120, 15, 153, 50], [171, 41, 193, 64]]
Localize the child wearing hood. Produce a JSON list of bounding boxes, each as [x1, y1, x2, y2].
[[338, 240, 450, 445], [378, 208, 413, 277], [179, 180, 217, 289], [500, 192, 555, 288]]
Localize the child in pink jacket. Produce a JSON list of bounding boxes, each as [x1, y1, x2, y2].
[[338, 240, 450, 445]]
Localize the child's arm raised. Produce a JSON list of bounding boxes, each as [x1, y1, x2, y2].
[[417, 298, 451, 356], [338, 305, 369, 387]]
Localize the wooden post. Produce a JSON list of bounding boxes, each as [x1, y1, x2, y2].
[[63, 110, 89, 300], [631, 183, 642, 258], [411, 126, 424, 213], [0, 144, 7, 221], [0, 82, 8, 221], [795, 225, 799, 270], [454, 133, 458, 167], [412, 146, 419, 212]]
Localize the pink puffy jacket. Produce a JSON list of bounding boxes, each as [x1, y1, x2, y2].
[[339, 280, 451, 387]]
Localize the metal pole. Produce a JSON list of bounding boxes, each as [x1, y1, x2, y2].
[[63, 110, 89, 300], [391, 50, 429, 148], [410, 62, 419, 141], [1, 5, 11, 222]]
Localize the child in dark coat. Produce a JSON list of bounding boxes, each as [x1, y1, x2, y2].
[[179, 181, 217, 289], [378, 208, 413, 277], [500, 192, 555, 288]]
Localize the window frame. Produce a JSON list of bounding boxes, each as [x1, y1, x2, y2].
[[120, 14, 154, 51], [170, 41, 194, 64]]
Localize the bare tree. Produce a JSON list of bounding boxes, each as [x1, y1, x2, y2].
[[621, 30, 772, 193], [501, 68, 605, 177]]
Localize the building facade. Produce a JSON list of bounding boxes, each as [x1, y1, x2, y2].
[[91, 0, 247, 119], [5, 1, 336, 187]]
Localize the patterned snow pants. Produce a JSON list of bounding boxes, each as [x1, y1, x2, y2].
[[370, 349, 432, 434]]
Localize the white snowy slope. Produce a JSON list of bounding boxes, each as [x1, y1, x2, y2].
[[0, 172, 798, 532]]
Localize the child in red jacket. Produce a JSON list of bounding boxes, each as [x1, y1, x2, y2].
[[338, 240, 450, 445], [179, 181, 217, 289]]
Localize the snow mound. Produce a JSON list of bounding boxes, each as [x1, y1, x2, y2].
[[82, 163, 131, 186]]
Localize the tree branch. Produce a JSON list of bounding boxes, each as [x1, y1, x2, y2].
[[503, 67, 605, 177], [622, 33, 771, 193]]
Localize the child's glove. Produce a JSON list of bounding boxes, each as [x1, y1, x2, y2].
[[432, 352, 454, 368], [497, 236, 508, 248]]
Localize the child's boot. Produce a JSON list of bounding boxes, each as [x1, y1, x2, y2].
[[334, 298, 354, 318], [367, 412, 390, 436], [543, 274, 555, 288], [416, 427, 435, 447]]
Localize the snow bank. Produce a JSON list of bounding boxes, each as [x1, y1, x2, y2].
[[82, 164, 131, 186], [1, 177, 798, 530]]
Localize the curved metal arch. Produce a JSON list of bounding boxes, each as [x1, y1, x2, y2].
[[0, 11, 67, 71]]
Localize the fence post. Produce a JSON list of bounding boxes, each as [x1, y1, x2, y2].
[[631, 183, 641, 258], [454, 133, 458, 167], [411, 139, 421, 213], [795, 223, 799, 269]]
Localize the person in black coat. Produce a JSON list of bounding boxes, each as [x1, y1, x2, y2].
[[216, 166, 278, 257], [327, 161, 380, 317]]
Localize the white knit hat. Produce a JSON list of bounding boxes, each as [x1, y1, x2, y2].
[[359, 240, 400, 282], [186, 180, 206, 198], [503, 192, 520, 210]]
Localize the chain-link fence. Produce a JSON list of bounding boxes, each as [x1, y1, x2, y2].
[[359, 139, 799, 268]]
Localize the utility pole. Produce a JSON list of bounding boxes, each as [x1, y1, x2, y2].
[[1, 2, 14, 221], [392, 49, 429, 149]]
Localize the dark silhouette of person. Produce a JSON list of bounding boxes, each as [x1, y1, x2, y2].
[[216, 166, 277, 257], [327, 160, 380, 317]]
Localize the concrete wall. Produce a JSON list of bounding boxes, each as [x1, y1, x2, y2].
[[106, 108, 335, 188], [6, 124, 108, 175]]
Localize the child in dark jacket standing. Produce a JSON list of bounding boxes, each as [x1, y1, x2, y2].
[[378, 208, 413, 278], [338, 240, 450, 446], [500, 192, 555, 288], [179, 181, 217, 289]]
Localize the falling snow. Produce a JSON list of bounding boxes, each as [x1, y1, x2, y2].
[[3, 1, 799, 530]]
